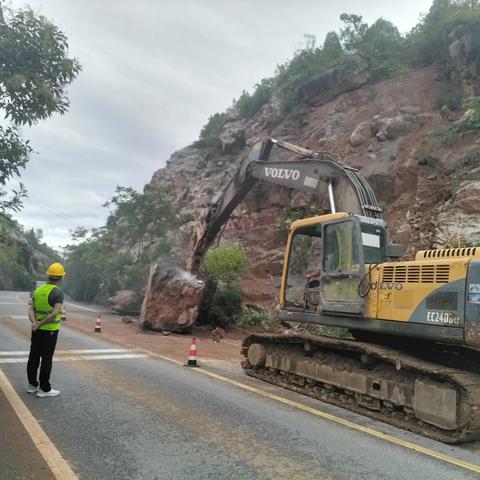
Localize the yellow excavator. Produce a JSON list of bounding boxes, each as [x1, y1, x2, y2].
[[192, 138, 480, 443]]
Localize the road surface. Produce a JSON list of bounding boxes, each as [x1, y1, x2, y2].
[[1, 290, 479, 479]]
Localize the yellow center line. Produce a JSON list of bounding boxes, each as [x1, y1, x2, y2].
[[0, 369, 78, 480], [136, 346, 480, 475]]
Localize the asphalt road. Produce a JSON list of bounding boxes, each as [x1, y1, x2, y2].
[[1, 290, 480, 480]]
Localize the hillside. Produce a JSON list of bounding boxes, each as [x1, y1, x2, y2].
[[64, 1, 480, 327], [0, 215, 60, 291], [146, 41, 480, 308]]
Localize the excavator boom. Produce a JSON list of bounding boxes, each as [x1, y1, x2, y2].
[[192, 138, 382, 270]]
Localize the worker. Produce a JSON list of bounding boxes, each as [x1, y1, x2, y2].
[[27, 262, 65, 397]]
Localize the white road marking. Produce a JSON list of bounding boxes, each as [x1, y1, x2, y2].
[[0, 353, 148, 363], [64, 302, 100, 313], [0, 369, 79, 479], [0, 348, 130, 356]]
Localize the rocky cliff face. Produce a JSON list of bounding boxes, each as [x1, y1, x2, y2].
[[146, 41, 480, 307]]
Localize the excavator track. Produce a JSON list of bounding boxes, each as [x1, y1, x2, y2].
[[241, 333, 480, 443]]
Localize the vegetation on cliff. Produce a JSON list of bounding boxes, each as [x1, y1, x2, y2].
[[0, 214, 59, 290], [199, 0, 480, 142], [197, 244, 246, 328], [63, 185, 183, 303]]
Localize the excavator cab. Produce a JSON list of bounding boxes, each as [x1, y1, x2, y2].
[[282, 213, 387, 316]]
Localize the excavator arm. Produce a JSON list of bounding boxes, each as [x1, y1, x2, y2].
[[191, 138, 383, 271]]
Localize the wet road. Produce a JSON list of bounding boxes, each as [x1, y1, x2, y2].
[[1, 291, 479, 479]]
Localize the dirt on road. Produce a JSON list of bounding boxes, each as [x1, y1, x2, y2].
[[64, 308, 247, 368]]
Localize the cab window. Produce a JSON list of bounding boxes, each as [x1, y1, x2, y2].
[[323, 221, 360, 273]]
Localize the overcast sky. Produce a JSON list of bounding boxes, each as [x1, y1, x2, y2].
[[8, 0, 433, 250]]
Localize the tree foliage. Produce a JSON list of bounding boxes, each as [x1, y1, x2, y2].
[[406, 0, 480, 65], [274, 33, 345, 111], [64, 185, 181, 303], [197, 112, 229, 148], [0, 214, 59, 290], [0, 3, 81, 212], [199, 244, 247, 328], [204, 244, 246, 286], [340, 15, 405, 80], [236, 77, 274, 119]]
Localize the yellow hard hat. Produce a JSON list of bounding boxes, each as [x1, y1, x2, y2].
[[47, 262, 65, 277]]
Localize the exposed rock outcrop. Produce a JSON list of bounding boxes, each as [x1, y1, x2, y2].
[[434, 181, 480, 247], [297, 55, 370, 106]]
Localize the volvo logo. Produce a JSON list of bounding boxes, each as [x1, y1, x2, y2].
[[369, 282, 403, 291], [264, 167, 300, 181]]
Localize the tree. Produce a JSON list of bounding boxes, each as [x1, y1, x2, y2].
[[406, 0, 480, 65], [340, 14, 405, 80], [0, 3, 81, 212], [322, 31, 344, 64], [339, 14, 369, 52]]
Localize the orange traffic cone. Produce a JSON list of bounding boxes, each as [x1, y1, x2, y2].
[[185, 338, 199, 367], [61, 308, 66, 321], [94, 314, 102, 333]]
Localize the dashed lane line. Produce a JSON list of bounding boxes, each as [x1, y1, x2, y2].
[[135, 346, 480, 475], [0, 353, 148, 364], [0, 348, 130, 355], [0, 368, 79, 480], [63, 302, 100, 313]]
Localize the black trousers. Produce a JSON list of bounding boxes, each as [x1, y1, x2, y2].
[[27, 329, 59, 392]]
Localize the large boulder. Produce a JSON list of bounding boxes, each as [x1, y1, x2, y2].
[[350, 121, 375, 147], [296, 55, 370, 106], [139, 263, 204, 333], [108, 290, 141, 315], [374, 114, 417, 140]]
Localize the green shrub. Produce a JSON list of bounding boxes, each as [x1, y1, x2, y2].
[[427, 126, 458, 147], [464, 96, 480, 129], [234, 306, 273, 327], [320, 326, 351, 339], [208, 286, 243, 328], [416, 150, 440, 167], [236, 78, 274, 119], [434, 94, 461, 111], [204, 244, 246, 286], [197, 112, 229, 148]]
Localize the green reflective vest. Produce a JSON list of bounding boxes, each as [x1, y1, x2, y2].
[[33, 284, 62, 331]]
